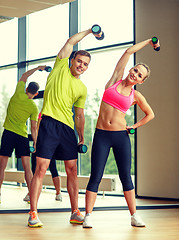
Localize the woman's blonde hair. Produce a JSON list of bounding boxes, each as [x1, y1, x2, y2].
[[134, 63, 151, 81]]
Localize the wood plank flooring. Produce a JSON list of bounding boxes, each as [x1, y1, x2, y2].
[[0, 185, 179, 240], [0, 209, 179, 240]]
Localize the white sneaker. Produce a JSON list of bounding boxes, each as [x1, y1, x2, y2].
[[83, 213, 93, 228], [55, 193, 62, 201], [131, 213, 145, 227], [23, 193, 30, 202]]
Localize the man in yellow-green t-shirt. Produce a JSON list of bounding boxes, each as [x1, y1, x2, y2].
[[28, 27, 101, 228], [0, 65, 46, 204]]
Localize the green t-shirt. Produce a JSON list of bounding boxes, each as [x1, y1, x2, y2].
[[41, 56, 87, 129], [3, 81, 38, 138]]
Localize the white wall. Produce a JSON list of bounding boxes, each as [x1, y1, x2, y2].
[[135, 0, 179, 198]]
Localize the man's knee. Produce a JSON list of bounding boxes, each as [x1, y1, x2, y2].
[[35, 162, 49, 179], [35, 166, 47, 179], [65, 163, 77, 176], [21, 156, 31, 170], [0, 156, 9, 171]]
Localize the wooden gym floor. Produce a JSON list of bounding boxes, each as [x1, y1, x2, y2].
[[0, 209, 179, 240], [0, 185, 179, 240]]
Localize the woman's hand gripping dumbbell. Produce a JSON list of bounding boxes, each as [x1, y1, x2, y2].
[[152, 37, 160, 51]]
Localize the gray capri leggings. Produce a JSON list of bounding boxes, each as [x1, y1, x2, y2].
[[87, 129, 134, 192]]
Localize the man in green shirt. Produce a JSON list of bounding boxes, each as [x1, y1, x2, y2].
[[28, 27, 100, 228], [0, 66, 45, 204]]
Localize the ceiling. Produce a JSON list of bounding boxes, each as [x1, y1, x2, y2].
[[0, 0, 75, 23]]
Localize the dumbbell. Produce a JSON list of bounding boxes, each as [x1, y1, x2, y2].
[[39, 66, 52, 72], [152, 37, 160, 51], [77, 144, 88, 153], [91, 24, 104, 40], [127, 128, 135, 134], [29, 146, 35, 153]]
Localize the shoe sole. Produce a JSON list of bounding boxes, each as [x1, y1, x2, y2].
[[28, 223, 43, 228], [131, 224, 145, 227], [70, 220, 83, 224], [83, 225, 92, 228]]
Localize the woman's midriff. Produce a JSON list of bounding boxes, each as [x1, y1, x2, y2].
[[96, 101, 127, 131]]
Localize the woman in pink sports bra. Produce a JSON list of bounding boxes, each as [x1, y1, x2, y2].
[[83, 38, 158, 228]]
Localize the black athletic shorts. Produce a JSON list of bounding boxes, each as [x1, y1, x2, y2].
[[36, 116, 78, 160], [0, 129, 30, 158]]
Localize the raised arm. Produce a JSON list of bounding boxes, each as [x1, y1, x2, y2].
[[19, 65, 47, 83], [74, 107, 85, 145], [58, 29, 92, 59], [105, 39, 154, 89]]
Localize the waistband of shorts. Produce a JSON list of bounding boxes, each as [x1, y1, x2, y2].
[[42, 115, 60, 122], [95, 128, 127, 133], [42, 115, 73, 131]]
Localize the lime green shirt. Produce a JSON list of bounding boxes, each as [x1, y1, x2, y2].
[[3, 81, 38, 138], [41, 57, 87, 129]]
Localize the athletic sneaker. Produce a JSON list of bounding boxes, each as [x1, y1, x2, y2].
[[70, 209, 84, 224], [23, 193, 30, 202], [131, 213, 145, 227], [28, 211, 43, 228], [83, 213, 93, 228], [55, 193, 62, 201]]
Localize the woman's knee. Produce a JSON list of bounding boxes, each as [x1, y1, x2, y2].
[[119, 174, 134, 191], [49, 158, 58, 178], [86, 177, 101, 193]]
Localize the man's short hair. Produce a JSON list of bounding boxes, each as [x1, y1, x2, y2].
[[27, 82, 39, 94], [73, 50, 91, 60]]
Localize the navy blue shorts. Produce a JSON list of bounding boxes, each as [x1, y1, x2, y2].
[[0, 129, 30, 158], [36, 116, 78, 160]]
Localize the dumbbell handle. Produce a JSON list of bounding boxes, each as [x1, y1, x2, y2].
[[152, 37, 160, 51], [91, 24, 104, 40], [77, 144, 88, 153], [39, 66, 52, 72], [29, 146, 35, 153], [92, 24, 101, 34], [127, 128, 135, 134]]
